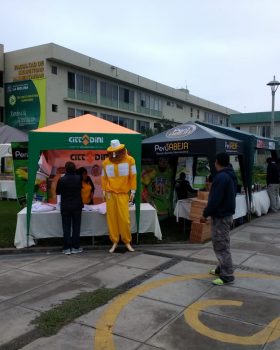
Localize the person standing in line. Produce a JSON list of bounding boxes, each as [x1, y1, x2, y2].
[[200, 152, 237, 286], [56, 161, 83, 255], [102, 139, 137, 253], [266, 157, 280, 212]]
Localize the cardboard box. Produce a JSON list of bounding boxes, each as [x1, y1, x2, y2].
[[189, 198, 208, 221], [190, 221, 211, 243], [197, 191, 209, 201]]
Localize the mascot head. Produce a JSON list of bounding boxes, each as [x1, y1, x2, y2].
[[107, 139, 126, 162]]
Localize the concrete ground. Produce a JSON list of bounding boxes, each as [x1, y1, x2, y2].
[[1, 212, 280, 349]]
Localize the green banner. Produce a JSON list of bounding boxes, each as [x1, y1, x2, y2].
[[11, 142, 29, 207], [5, 79, 46, 131]]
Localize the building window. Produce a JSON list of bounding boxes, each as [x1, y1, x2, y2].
[[119, 116, 134, 129], [249, 126, 257, 134], [68, 72, 75, 89], [137, 92, 162, 117], [77, 75, 97, 95], [51, 66, 57, 75], [68, 108, 97, 119], [197, 109, 200, 119], [0, 71, 3, 87], [101, 113, 134, 130], [119, 87, 134, 104], [139, 92, 150, 108], [176, 103, 183, 109], [52, 104, 58, 112], [260, 125, 270, 138], [190, 108, 193, 118], [68, 72, 97, 103], [167, 101, 174, 107], [136, 120, 150, 134], [100, 81, 118, 107], [101, 113, 118, 124], [68, 108, 75, 119], [119, 86, 134, 111]]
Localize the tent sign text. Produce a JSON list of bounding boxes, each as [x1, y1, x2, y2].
[[155, 141, 189, 153]]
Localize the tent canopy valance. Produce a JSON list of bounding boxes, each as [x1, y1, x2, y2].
[[26, 114, 142, 245], [142, 122, 243, 174], [142, 122, 243, 158]]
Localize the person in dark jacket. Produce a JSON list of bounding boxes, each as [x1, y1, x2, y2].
[[56, 161, 83, 255], [266, 157, 280, 212], [175, 172, 197, 200], [200, 152, 237, 285]]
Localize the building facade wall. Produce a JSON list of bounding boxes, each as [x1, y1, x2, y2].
[[3, 43, 239, 132]]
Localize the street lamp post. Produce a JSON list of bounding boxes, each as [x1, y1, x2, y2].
[[267, 75, 280, 139]]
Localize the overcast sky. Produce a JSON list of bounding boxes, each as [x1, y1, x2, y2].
[[2, 0, 280, 113]]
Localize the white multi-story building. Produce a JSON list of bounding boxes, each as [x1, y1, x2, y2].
[[0, 43, 238, 133]]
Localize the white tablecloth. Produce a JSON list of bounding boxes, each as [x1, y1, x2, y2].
[[0, 180, 17, 199], [251, 190, 270, 216], [14, 203, 162, 248], [174, 194, 248, 221]]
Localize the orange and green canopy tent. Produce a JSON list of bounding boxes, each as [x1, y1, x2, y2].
[[26, 114, 142, 244]]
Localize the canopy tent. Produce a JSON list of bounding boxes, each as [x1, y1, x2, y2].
[[142, 121, 247, 209], [0, 124, 28, 144], [26, 114, 142, 246], [0, 125, 28, 158], [142, 121, 244, 172], [196, 121, 278, 203]]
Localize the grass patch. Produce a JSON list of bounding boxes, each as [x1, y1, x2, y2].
[[0, 200, 21, 248], [32, 287, 119, 336], [0, 200, 189, 248]]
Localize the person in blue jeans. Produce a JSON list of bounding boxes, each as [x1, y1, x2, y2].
[[56, 161, 84, 255], [200, 152, 237, 285]]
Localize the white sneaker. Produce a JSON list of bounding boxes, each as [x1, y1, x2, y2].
[[62, 249, 71, 255], [71, 248, 83, 254]]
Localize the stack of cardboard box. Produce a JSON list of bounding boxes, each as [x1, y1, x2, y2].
[[189, 191, 211, 243]]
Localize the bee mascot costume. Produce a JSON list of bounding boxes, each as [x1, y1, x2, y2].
[[101, 139, 137, 253]]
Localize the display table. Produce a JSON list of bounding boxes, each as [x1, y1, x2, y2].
[[174, 190, 272, 222], [14, 203, 162, 248], [0, 180, 17, 199], [174, 194, 248, 222]]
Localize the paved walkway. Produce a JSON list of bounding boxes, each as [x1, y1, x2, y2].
[[1, 212, 280, 349]]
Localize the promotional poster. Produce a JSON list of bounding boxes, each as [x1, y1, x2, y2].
[[5, 78, 46, 132], [141, 157, 175, 216]]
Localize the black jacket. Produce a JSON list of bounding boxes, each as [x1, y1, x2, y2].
[[175, 179, 197, 200], [266, 161, 280, 185], [56, 173, 83, 211], [203, 167, 237, 218]]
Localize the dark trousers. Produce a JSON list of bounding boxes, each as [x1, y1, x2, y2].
[[61, 210, 82, 250], [211, 216, 234, 281]]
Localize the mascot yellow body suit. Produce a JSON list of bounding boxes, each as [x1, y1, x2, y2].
[[101, 139, 137, 253]]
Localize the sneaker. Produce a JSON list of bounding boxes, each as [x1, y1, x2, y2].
[[62, 249, 71, 255], [71, 248, 83, 254], [209, 268, 219, 276], [212, 277, 234, 286]]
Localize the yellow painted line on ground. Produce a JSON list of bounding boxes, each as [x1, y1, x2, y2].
[[94, 272, 280, 350], [185, 299, 280, 345]]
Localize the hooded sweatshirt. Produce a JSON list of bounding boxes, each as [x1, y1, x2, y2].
[[203, 166, 237, 218]]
